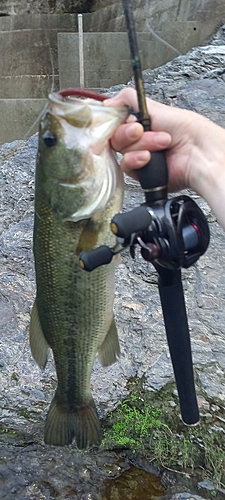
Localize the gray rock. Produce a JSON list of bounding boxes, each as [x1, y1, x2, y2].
[[198, 478, 225, 495], [168, 495, 206, 500], [2, 24, 225, 500]]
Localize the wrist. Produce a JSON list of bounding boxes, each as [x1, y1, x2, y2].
[[191, 119, 225, 229], [205, 156, 225, 229]]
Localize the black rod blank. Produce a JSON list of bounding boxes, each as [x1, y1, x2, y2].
[[122, 0, 150, 126]]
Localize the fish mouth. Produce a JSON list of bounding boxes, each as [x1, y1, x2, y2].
[[48, 92, 94, 129], [48, 89, 108, 116], [47, 89, 128, 149], [46, 89, 128, 222], [58, 88, 108, 102], [48, 89, 128, 126]]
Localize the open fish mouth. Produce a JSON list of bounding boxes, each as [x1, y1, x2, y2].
[[45, 88, 128, 222], [48, 89, 128, 139], [57, 88, 109, 101]]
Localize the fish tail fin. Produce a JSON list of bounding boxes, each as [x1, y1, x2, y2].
[[44, 392, 102, 449]]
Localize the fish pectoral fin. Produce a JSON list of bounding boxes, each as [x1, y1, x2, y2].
[[98, 317, 120, 367], [44, 392, 102, 449], [75, 218, 100, 254], [29, 299, 49, 369]]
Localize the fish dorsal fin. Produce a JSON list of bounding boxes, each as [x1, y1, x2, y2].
[[29, 299, 49, 369], [98, 317, 120, 367]]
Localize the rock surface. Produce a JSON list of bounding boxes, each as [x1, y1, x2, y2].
[[1, 25, 225, 500]]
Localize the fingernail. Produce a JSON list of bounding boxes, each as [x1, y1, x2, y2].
[[127, 122, 142, 140], [155, 132, 171, 148], [136, 151, 150, 164]]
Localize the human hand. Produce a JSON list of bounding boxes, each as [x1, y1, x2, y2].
[[105, 88, 225, 228]]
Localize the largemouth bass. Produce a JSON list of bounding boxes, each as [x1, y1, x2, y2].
[[29, 89, 128, 448]]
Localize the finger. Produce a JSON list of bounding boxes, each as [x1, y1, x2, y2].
[[111, 122, 143, 152], [121, 131, 171, 154], [106, 88, 166, 119], [111, 123, 171, 154], [105, 88, 177, 135], [105, 88, 139, 110], [120, 151, 151, 179]]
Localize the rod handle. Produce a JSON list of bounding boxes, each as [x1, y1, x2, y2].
[[137, 151, 168, 202], [157, 267, 199, 425]]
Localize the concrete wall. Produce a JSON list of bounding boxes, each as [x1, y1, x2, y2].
[[0, 99, 46, 145], [58, 21, 218, 90], [1, 0, 225, 144], [0, 14, 78, 99], [83, 0, 225, 32]]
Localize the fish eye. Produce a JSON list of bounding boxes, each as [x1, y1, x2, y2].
[[43, 131, 57, 148]]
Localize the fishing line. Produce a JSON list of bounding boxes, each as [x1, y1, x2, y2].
[[144, 0, 181, 56]]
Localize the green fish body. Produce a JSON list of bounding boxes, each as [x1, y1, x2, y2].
[[29, 92, 128, 448]]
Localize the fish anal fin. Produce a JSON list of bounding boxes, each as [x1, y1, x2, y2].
[[29, 299, 49, 369], [44, 393, 102, 449], [98, 317, 120, 367]]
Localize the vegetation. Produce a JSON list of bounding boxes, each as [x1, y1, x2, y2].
[[102, 381, 225, 487], [103, 396, 169, 451], [0, 428, 16, 435]]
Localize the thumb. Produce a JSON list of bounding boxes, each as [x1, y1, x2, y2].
[[104, 88, 139, 110]]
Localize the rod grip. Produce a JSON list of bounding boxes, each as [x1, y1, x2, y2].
[[157, 267, 199, 425], [137, 151, 168, 201]]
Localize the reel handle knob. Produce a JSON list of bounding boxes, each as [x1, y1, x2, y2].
[[79, 246, 113, 272], [111, 206, 152, 239]]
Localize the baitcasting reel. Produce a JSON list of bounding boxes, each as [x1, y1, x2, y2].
[[79, 192, 210, 427], [79, 195, 209, 273]]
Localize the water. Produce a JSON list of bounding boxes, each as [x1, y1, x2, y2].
[[102, 464, 165, 499]]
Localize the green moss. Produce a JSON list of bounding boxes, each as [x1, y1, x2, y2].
[[1, 428, 16, 435], [17, 408, 34, 419], [102, 381, 225, 487], [11, 371, 19, 382], [103, 397, 169, 453]]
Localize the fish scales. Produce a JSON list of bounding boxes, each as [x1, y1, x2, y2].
[[29, 91, 128, 448]]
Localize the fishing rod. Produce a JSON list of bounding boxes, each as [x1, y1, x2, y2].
[[79, 0, 210, 425]]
